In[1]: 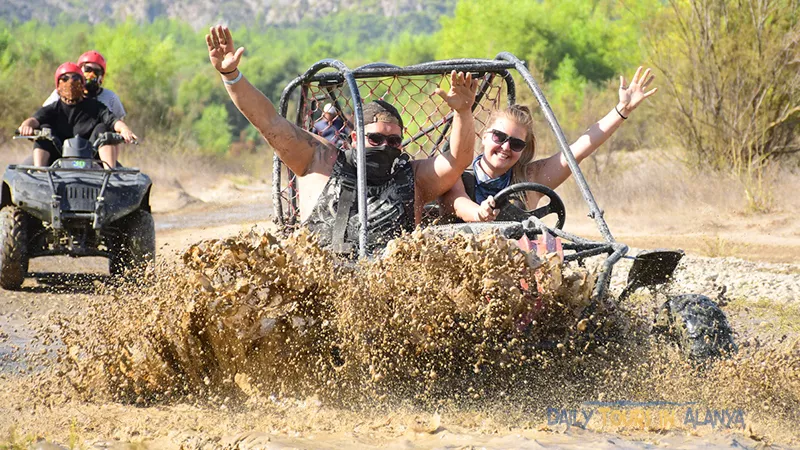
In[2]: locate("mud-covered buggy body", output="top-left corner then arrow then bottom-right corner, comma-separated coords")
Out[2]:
272,54 -> 735,360
0,130 -> 155,289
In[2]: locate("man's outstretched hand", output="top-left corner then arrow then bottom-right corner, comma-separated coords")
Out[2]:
206,25 -> 245,74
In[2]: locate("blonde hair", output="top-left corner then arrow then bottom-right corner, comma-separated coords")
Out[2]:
485,104 -> 536,185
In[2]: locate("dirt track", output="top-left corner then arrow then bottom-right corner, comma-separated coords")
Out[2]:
0,180 -> 798,449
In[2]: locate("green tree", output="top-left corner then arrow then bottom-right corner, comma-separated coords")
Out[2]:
436,0 -> 647,83
193,103 -> 232,154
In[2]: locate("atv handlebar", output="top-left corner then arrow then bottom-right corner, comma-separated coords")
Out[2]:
93,132 -> 137,148
13,127 -> 56,141
13,130 -> 137,148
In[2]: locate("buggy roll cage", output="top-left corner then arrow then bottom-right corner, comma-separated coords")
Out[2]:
274,52 -> 629,301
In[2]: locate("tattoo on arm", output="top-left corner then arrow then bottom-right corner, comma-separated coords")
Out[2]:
269,122 -> 337,177
290,126 -> 336,176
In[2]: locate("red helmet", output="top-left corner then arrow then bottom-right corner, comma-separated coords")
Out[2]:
54,62 -> 85,87
77,50 -> 107,73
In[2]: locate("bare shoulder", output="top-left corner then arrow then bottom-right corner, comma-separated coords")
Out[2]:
302,132 -> 339,176
272,121 -> 339,177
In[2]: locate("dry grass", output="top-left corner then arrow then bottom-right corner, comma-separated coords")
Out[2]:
556,146 -> 800,224
727,298 -> 800,334
700,235 -> 741,258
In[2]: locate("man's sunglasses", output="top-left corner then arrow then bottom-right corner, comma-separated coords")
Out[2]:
58,74 -> 83,83
366,132 -> 403,149
82,66 -> 104,76
488,129 -> 526,152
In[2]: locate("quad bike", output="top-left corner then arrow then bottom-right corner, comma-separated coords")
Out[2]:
271,55 -> 736,361
0,129 -> 154,289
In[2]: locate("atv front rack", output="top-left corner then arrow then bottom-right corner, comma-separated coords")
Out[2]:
8,164 -> 141,230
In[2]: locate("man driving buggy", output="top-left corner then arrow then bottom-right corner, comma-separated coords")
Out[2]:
17,62 -> 137,167
207,25 -> 479,254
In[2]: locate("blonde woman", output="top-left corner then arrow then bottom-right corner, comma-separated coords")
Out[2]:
443,66 -> 657,222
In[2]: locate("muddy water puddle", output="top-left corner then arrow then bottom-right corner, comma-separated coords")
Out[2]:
1,229 -> 798,448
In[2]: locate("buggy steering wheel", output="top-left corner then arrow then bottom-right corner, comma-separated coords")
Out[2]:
493,182 -> 566,229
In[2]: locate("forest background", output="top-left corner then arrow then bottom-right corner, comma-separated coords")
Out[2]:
0,0 -> 798,212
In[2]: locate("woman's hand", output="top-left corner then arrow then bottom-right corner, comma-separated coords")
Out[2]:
475,195 -> 499,222
618,66 -> 658,116
435,70 -> 479,113
206,25 -> 245,75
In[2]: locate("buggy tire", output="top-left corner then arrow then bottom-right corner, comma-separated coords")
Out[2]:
0,206 -> 29,290
653,294 -> 736,360
109,210 -> 155,278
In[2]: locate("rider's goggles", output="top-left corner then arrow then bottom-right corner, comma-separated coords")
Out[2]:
366,132 -> 403,149
58,74 -> 83,83
81,65 -> 104,76
488,129 -> 526,152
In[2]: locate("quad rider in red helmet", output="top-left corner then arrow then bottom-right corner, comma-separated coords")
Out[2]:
18,62 -> 137,167
42,51 -> 128,167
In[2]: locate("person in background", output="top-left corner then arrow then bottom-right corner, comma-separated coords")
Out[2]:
313,103 -> 350,146
19,62 -> 137,167
42,51 -> 128,167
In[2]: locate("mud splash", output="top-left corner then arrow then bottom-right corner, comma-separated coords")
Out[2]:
17,229 -> 800,446
51,229 -> 611,404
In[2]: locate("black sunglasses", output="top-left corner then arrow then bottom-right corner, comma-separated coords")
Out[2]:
82,66 -> 104,75
488,129 -> 526,152
58,74 -> 83,82
366,132 -> 403,149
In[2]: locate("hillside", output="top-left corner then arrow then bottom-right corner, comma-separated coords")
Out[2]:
0,0 -> 455,30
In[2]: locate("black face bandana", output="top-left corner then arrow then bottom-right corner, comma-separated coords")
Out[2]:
344,145 -> 402,186
85,78 -> 101,96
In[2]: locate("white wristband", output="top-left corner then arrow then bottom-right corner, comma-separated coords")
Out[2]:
222,70 -> 243,86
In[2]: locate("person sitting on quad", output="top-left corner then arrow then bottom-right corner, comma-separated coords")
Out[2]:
443,67 -> 657,222
17,62 -> 137,167
314,103 -> 351,146
42,51 -> 128,168
206,25 -> 478,254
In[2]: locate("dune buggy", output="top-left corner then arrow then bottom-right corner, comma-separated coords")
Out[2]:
271,54 -> 735,360
0,130 -> 154,289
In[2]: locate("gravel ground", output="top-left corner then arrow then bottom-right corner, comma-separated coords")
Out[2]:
606,251 -> 800,304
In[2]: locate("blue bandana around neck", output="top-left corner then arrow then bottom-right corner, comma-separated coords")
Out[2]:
472,155 -> 512,204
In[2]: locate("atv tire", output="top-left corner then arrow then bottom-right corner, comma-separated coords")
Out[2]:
109,209 -> 155,278
0,206 -> 30,290
653,294 -> 736,360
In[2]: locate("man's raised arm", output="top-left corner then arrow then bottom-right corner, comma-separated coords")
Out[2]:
207,25 -> 335,176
